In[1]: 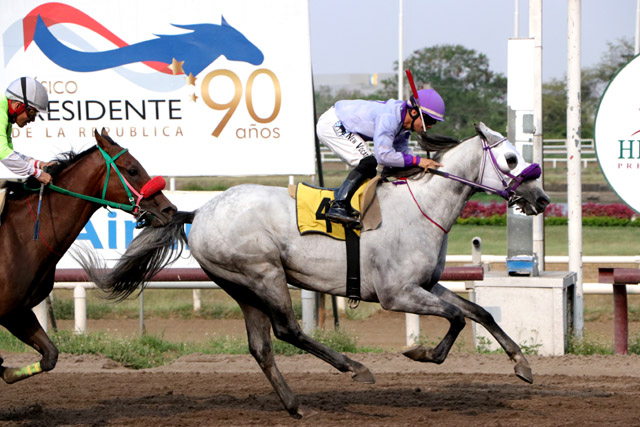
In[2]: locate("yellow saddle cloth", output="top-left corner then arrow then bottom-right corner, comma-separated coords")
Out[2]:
291,177 -> 382,240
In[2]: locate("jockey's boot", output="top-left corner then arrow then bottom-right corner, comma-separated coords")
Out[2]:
326,168 -> 366,228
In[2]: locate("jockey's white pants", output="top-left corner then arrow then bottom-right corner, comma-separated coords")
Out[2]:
316,107 -> 373,167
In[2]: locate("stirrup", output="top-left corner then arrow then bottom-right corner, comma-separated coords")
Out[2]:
326,209 -> 361,228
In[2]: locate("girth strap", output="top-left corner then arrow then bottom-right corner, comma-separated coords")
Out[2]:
345,227 -> 361,306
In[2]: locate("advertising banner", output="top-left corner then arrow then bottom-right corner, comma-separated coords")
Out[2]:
594,54 -> 640,213
1,0 -> 316,178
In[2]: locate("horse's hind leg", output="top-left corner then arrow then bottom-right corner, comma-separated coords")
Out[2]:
0,308 -> 59,384
429,283 -> 533,384
213,272 -> 374,385
237,301 -> 312,419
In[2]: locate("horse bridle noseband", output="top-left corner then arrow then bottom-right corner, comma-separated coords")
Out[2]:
428,137 -> 542,205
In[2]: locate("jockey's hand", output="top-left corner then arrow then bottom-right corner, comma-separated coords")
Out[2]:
36,171 -> 53,185
418,157 -> 443,171
39,161 -> 57,170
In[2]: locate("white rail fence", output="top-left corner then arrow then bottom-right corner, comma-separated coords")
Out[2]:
35,255 -> 640,339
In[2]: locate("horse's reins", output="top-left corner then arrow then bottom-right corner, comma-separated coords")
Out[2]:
46,145 -> 166,217
26,144 -> 166,251
396,137 -> 542,233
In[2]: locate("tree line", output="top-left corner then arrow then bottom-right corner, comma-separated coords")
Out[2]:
314,38 -> 635,141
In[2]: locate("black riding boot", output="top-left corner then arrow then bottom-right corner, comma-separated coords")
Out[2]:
326,168 -> 366,227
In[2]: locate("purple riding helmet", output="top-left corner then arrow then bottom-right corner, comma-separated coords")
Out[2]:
408,88 -> 445,122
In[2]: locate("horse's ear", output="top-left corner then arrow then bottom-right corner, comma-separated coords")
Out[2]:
94,128 -> 110,149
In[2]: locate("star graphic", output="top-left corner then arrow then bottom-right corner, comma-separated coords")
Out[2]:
185,73 -> 197,86
189,93 -> 198,102
168,58 -> 185,75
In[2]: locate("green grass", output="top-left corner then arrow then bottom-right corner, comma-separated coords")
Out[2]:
0,328 -> 380,369
447,224 -> 640,256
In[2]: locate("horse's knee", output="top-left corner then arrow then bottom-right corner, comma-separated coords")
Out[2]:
40,347 -> 59,372
272,324 -> 303,344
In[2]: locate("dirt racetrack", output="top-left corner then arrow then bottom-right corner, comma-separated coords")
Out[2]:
2,347 -> 640,426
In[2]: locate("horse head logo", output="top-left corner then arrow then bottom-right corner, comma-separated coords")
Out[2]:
23,3 -> 264,76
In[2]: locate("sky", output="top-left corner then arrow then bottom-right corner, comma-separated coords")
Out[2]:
309,0 -> 636,82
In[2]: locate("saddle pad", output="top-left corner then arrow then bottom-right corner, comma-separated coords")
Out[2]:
294,178 -> 382,240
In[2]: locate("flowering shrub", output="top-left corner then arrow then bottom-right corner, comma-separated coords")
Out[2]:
458,201 -> 638,226
459,201 -> 506,218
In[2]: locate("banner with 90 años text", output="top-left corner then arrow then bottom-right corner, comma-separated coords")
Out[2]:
0,0 -> 315,177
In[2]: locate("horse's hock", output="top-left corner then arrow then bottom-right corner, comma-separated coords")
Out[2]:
471,271 -> 577,356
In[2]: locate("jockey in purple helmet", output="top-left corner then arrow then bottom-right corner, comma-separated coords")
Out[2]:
316,88 -> 446,228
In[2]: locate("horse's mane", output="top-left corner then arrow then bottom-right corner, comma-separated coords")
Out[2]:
381,132 -> 464,180
2,144 -> 104,199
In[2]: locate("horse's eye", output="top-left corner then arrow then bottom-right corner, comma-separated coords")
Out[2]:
504,153 -> 518,170
127,168 -> 139,176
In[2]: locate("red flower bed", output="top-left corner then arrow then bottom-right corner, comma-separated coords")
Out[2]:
462,201 -> 636,219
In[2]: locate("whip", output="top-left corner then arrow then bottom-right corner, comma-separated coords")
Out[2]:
33,183 -> 44,240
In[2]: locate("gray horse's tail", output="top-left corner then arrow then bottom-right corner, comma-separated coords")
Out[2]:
75,211 -> 195,301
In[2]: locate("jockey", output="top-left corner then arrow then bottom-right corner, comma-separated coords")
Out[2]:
0,77 -> 54,185
316,88 -> 446,227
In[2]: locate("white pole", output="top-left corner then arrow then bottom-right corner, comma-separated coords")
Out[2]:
192,289 -> 201,311
398,0 -> 419,346
636,0 -> 640,54
514,0 -> 520,37
567,0 -> 583,337
73,285 -> 87,334
33,300 -> 48,333
530,0 -> 544,271
301,289 -> 316,333
398,0 -> 404,101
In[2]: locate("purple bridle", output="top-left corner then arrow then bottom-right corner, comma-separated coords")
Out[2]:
428,137 -> 542,202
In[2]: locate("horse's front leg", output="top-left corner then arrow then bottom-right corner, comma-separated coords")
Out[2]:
378,283 -> 466,364
429,282 -> 533,383
0,308 -> 59,384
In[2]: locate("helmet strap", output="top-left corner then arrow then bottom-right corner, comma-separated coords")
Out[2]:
7,99 -> 23,123
20,77 -> 29,110
409,108 -> 421,132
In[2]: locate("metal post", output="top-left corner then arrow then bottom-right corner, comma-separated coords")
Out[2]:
613,284 -> 629,354
398,0 -> 403,101
471,237 -> 482,266
636,0 -> 640,55
567,0 -> 584,337
514,0 -> 519,37
33,300 -> 48,333
301,289 -> 316,334
73,285 -> 87,334
139,286 -> 145,336
406,313 -> 419,347
192,289 -> 201,311
530,0 -> 545,270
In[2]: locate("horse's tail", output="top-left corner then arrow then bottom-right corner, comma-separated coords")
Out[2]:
75,210 -> 195,301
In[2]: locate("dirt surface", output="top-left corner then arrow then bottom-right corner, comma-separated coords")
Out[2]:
1,352 -> 640,426
2,310 -> 640,426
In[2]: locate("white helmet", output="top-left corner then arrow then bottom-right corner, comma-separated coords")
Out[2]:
6,77 -> 49,112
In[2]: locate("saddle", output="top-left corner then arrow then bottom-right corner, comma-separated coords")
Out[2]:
290,177 -> 382,240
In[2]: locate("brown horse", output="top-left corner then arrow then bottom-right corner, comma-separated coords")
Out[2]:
0,129 -> 176,384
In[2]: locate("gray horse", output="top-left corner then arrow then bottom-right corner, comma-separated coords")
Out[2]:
77,122 -> 550,418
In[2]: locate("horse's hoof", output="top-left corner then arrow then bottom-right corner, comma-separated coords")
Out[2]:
403,346 -> 433,362
514,362 -> 534,384
351,362 -> 375,384
290,405 -> 315,419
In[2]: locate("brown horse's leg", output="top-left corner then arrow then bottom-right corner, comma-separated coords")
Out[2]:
238,301 -> 313,419
0,309 -> 58,384
429,283 -> 533,384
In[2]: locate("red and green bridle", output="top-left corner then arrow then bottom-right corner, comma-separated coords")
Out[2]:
41,145 -> 165,226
